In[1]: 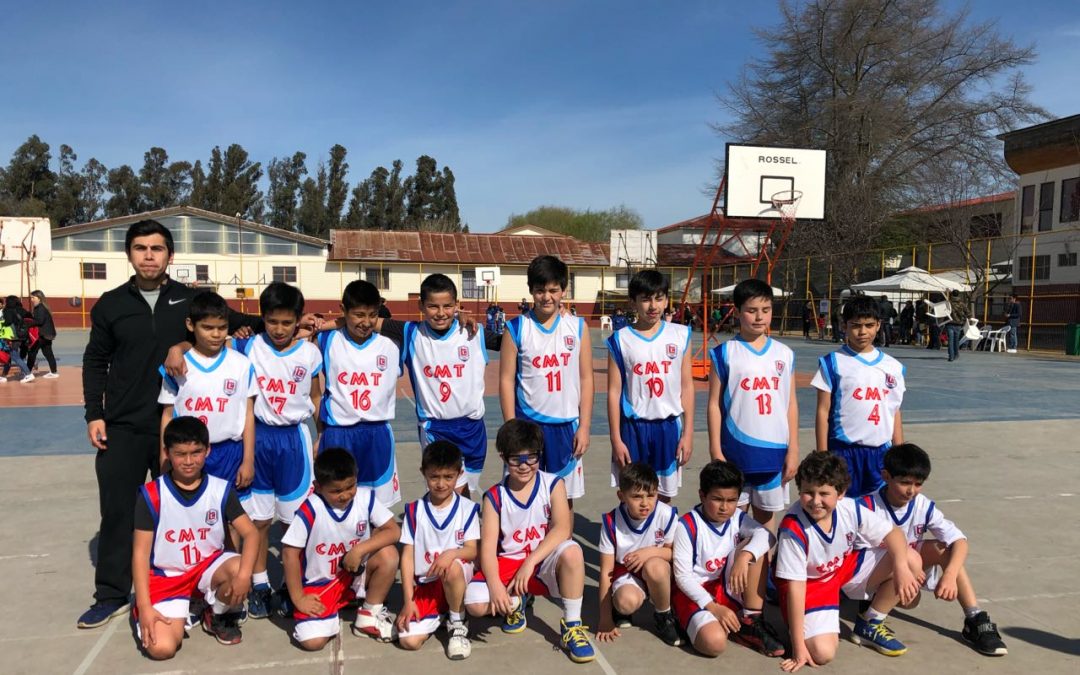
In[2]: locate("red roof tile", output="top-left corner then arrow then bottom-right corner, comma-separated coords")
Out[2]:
329,230 -> 610,266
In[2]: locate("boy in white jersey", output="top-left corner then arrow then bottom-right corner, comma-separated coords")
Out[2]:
317,280 -> 402,508
402,274 -> 490,496
776,452 -> 922,672
708,279 -> 798,526
281,448 -> 400,650
132,417 -> 259,658
858,443 -> 1007,656
464,420 -> 595,664
501,255 -> 593,501
159,293 -> 256,495
672,460 -> 784,658
607,270 -> 694,501
596,462 -> 680,646
397,441 -> 481,659
812,295 -> 906,498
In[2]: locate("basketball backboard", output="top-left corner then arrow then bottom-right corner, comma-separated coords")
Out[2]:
475,266 -> 501,286
609,229 -> 656,268
168,263 -> 198,283
0,217 -> 52,261
723,144 -> 826,220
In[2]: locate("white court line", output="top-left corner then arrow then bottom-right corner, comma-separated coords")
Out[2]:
939,499 -> 963,503
1004,495 -> 1032,500
0,553 -> 49,561
591,638 -> 619,675
981,590 -> 1080,604
72,616 -> 120,675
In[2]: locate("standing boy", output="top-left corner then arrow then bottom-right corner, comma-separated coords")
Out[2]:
775,452 -> 922,672
158,292 -> 256,493
673,460 -> 784,658
281,448 -> 401,650
595,462 -> 680,646
708,279 -> 798,526
860,443 -> 1007,656
607,270 -> 694,501
811,295 -> 906,498
132,417 -> 259,659
464,419 -> 595,664
500,255 -> 594,501
317,280 -> 402,507
397,441 -> 481,660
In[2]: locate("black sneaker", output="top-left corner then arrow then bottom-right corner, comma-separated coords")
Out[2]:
962,611 -> 1008,656
653,610 -> 682,647
613,608 -> 634,629
271,586 -> 293,618
733,613 -> 786,657
247,585 -> 273,619
202,607 -> 243,645
77,600 -> 130,629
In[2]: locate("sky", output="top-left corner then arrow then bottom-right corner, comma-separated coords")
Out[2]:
2,0 -> 1078,232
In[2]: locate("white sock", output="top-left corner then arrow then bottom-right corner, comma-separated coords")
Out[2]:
863,607 -> 888,623
964,606 -> 981,619
563,597 -> 583,624
212,599 -> 230,614
449,610 -> 464,623
252,571 -> 270,587
363,602 -> 382,614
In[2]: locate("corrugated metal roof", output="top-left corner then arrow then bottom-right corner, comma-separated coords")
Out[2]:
329,230 -> 611,265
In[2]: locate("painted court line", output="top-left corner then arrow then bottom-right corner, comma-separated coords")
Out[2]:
0,553 -> 49,561
591,639 -> 619,675
982,590 -> 1080,604
72,616 -> 120,675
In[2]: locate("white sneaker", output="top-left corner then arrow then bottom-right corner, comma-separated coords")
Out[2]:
1006,349 -> 1017,354
20,374 -> 34,383
446,621 -> 471,660
352,606 -> 396,642
43,372 -> 59,379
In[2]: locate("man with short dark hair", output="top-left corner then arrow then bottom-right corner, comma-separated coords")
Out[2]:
1004,294 -> 1021,353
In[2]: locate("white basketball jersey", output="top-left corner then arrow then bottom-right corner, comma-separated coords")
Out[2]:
403,320 -> 487,421
281,489 -> 394,585
863,491 -> 964,549
607,321 -> 691,420
672,508 -> 774,607
775,497 -> 892,582
401,493 -> 481,583
318,328 -> 400,425
141,473 -> 231,576
236,335 -> 323,425
810,347 -> 906,448
711,337 -> 794,471
598,501 -> 677,564
485,471 -> 561,561
508,313 -> 583,423
158,348 -> 255,443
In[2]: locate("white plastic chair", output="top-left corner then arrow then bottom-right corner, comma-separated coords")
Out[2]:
599,315 -> 613,334
987,325 -> 1011,352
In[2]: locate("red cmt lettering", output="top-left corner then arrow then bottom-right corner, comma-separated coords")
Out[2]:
740,376 -> 780,391
632,361 -> 672,376
530,353 -> 571,369
165,527 -> 199,543
258,377 -> 299,395
336,372 -> 383,387
511,525 -> 549,543
853,387 -> 886,401
424,550 -> 443,564
184,396 -> 216,412
703,556 -> 727,573
316,542 -> 349,557
423,364 -> 466,378
815,554 -> 843,575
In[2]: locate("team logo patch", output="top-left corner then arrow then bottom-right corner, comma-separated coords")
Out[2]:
356,521 -> 367,536
205,509 -> 219,526
654,529 -> 666,545
458,346 -> 470,362
543,504 -> 551,520
915,524 -> 926,538
666,343 -> 678,359
885,373 -> 898,389
376,355 -> 388,371
456,529 -> 466,545
223,378 -> 237,396
776,360 -> 785,376
292,366 -> 308,382
564,335 -> 576,351
845,532 -> 854,546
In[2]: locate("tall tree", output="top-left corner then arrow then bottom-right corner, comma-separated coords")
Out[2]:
325,144 -> 349,228
138,147 -> 190,211
435,166 -> 461,228
0,135 -> 54,216
385,159 -> 406,229
267,152 -> 308,231
80,157 -> 108,222
297,164 -> 328,238
404,155 -> 440,225
50,144 -> 83,226
189,160 -> 206,208
104,165 -> 141,217
717,0 -> 1046,280
217,144 -> 263,219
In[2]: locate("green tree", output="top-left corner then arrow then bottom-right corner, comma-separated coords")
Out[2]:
0,135 -> 54,216
79,157 -> 108,222
218,144 -> 263,219
325,144 -> 349,228
189,160 -> 206,208
434,166 -> 461,228
404,155 -> 439,225
139,147 -> 192,211
49,144 -> 83,227
267,152 -> 308,231
505,204 -> 643,242
104,165 -> 141,217
297,164 -> 328,238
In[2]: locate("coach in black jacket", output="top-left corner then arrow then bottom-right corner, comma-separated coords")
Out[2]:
78,219 -> 261,628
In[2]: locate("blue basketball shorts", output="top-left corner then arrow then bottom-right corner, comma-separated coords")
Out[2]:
829,440 -> 890,498
205,438 -> 249,499
245,421 -> 314,523
420,417 -> 488,493
534,420 -> 584,500
320,421 -> 400,507
613,415 -> 682,497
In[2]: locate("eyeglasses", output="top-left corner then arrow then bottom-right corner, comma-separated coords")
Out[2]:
506,453 -> 540,467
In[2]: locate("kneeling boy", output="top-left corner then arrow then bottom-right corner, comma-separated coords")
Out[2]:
132,417 -> 259,659
397,441 -> 481,660
281,448 -> 400,651
465,419 -> 595,663
673,460 -> 784,658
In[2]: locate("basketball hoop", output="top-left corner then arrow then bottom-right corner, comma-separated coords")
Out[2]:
771,189 -> 803,224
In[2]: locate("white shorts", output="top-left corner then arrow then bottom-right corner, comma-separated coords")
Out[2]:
841,548 -> 885,601
398,560 -> 475,638
292,573 -> 367,643
458,468 -> 482,495
137,552 -> 238,638
563,458 -> 585,500
611,570 -> 648,597
737,473 -> 789,512
464,540 -> 579,605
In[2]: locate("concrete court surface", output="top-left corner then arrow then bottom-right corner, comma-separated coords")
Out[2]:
0,331 -> 1078,674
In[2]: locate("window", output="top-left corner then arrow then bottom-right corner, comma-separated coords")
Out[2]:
80,262 -> 106,280
1059,252 -> 1078,267
1039,182 -> 1054,231
970,212 -> 1002,238
364,267 -> 390,290
272,266 -> 297,283
1020,184 -> 1035,234
1017,255 -> 1051,281
1061,178 -> 1080,224
460,270 -> 483,299
615,273 -> 629,289
567,272 -> 576,300
196,264 -> 210,283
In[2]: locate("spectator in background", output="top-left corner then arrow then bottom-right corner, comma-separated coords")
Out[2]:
518,297 -> 530,315
802,300 -> 815,340
878,295 -> 895,347
945,290 -> 970,362
26,290 -> 58,378
1,295 -> 34,383
1004,294 -> 1021,353
898,300 -> 915,345
612,307 -> 629,331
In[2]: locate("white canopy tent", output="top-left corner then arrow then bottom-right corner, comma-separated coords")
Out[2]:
712,284 -> 791,298
851,266 -> 972,294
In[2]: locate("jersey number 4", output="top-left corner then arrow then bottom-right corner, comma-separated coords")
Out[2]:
867,404 -> 880,425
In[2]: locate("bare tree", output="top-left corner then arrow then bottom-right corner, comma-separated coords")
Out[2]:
717,0 -> 1047,284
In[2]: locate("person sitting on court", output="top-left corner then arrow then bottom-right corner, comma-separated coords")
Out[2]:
132,417 -> 259,658
858,443 -> 1007,657
281,448 -> 400,651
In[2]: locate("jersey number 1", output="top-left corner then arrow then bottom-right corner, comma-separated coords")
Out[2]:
755,393 -> 772,415
545,370 -> 562,392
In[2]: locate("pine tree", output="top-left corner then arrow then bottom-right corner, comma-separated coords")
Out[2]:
267,152 -> 308,231
80,158 -> 108,222
404,155 -> 439,226
49,144 -> 83,227
189,160 -> 206,208
0,135 -> 54,216
218,144 -> 263,219
325,144 -> 349,228
297,164 -> 328,238
104,165 -> 141,217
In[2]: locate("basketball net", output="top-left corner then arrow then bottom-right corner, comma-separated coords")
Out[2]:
771,189 -> 803,224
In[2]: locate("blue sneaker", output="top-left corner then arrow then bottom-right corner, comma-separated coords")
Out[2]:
851,616 -> 907,656
502,594 -> 529,634
77,600 -> 130,629
560,619 -> 596,663
247,584 -> 272,619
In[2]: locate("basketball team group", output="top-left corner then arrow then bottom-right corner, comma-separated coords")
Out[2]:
100,222 -> 1008,672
